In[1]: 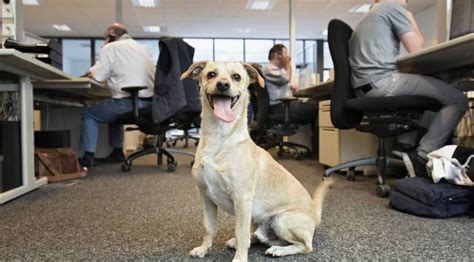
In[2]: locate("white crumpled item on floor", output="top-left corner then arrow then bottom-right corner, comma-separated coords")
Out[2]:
426,145 -> 474,186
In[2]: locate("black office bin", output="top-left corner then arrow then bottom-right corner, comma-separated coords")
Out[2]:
0,121 -> 22,193
35,130 -> 70,148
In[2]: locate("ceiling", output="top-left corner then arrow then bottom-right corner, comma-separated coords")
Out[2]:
23,0 -> 438,39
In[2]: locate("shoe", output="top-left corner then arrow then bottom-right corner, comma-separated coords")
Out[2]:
97,148 -> 125,164
79,153 -> 95,168
392,143 -> 415,158
402,150 -> 428,178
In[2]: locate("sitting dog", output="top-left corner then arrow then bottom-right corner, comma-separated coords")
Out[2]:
181,61 -> 333,261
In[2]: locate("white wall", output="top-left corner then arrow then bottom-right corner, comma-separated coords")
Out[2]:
415,4 -> 439,47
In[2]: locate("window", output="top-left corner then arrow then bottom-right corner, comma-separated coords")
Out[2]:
94,39 -> 104,62
215,39 -> 243,61
136,39 -> 160,63
245,39 -> 274,64
323,42 -> 334,82
62,39 -> 91,77
304,40 -> 317,73
184,38 -> 214,61
323,42 -> 333,69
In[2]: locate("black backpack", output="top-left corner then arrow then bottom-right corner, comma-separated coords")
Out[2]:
389,177 -> 474,218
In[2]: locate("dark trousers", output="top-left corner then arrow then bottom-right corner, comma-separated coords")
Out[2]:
269,101 -> 318,153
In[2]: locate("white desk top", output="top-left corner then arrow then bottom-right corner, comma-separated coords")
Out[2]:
34,77 -> 111,98
0,49 -> 71,81
294,80 -> 333,99
398,33 -> 474,75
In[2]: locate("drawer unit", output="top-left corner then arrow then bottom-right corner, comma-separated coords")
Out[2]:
318,100 -> 378,168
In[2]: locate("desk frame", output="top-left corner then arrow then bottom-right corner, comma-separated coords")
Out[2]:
0,77 -> 47,204
0,49 -> 71,204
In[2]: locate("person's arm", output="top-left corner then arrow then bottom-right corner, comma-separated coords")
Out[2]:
400,11 -> 424,53
89,45 -> 113,83
282,56 -> 300,92
262,66 -> 290,87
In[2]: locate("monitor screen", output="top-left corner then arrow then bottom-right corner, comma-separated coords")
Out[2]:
450,0 -> 474,40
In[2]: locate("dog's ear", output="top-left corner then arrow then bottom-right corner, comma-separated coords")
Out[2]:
242,63 -> 265,88
181,60 -> 209,81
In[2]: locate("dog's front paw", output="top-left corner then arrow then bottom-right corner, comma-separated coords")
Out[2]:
225,238 -> 237,249
265,246 -> 287,257
189,246 -> 209,258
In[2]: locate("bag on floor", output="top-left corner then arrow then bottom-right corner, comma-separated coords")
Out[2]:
35,148 -> 87,182
389,177 -> 474,218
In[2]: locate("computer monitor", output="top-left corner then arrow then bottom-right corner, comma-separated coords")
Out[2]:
449,0 -> 474,40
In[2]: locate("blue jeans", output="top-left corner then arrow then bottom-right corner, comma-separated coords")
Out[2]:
79,98 -> 152,153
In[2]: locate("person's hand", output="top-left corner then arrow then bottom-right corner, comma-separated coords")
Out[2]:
281,55 -> 292,67
291,84 -> 299,93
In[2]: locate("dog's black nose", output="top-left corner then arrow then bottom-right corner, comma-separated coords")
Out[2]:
216,80 -> 230,91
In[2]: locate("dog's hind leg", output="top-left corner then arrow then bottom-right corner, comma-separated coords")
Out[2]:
189,192 -> 218,258
265,212 -> 315,257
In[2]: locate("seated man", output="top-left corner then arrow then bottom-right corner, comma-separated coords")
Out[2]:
349,0 -> 468,176
261,44 -> 318,152
79,23 -> 155,168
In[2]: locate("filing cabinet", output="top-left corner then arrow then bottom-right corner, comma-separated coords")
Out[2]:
318,100 -> 378,167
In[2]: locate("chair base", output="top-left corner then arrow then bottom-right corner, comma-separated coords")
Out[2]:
121,136 -> 195,173
166,133 -> 199,148
323,137 -> 405,198
263,141 -> 312,160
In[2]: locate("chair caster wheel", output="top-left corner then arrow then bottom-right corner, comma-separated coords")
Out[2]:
121,163 -> 131,172
347,168 -> 356,181
167,161 -> 177,173
376,184 -> 390,198
277,150 -> 284,158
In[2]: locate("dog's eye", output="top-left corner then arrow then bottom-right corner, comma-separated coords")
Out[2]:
232,74 -> 241,82
207,71 -> 217,79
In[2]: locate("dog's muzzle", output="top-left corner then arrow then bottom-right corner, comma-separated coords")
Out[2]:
206,94 -> 240,123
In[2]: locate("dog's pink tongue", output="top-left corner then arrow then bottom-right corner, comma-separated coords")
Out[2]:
212,97 -> 236,123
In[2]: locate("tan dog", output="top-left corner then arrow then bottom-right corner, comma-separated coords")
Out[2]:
181,61 -> 333,261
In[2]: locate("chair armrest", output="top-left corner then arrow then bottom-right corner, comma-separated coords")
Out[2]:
277,96 -> 298,102
121,86 -> 148,120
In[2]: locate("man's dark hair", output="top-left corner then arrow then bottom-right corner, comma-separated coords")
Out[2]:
268,44 -> 286,61
107,23 -> 128,37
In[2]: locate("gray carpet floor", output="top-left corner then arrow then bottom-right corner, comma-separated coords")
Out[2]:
1,146 -> 473,261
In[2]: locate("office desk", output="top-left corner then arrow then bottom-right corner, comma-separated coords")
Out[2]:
398,33 -> 474,76
293,80 -> 333,100
34,77 -> 110,107
0,49 -> 72,204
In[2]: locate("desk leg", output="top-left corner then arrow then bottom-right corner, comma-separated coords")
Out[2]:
0,77 -> 47,204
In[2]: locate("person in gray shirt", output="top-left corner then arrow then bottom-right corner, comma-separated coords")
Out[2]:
261,44 -> 317,153
349,0 -> 468,177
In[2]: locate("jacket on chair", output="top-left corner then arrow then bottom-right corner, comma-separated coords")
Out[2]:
153,38 -> 201,123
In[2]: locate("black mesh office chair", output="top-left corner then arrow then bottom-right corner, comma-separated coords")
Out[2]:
251,66 -> 313,160
117,38 -> 200,173
323,19 -> 441,197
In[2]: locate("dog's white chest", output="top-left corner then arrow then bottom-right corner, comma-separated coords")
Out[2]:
193,160 -> 235,215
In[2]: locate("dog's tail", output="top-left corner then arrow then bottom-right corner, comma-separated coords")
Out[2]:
311,177 -> 335,226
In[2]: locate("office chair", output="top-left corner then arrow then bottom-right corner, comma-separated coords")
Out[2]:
323,19 -> 441,197
251,68 -> 313,160
165,117 -> 200,148
117,38 -> 200,173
